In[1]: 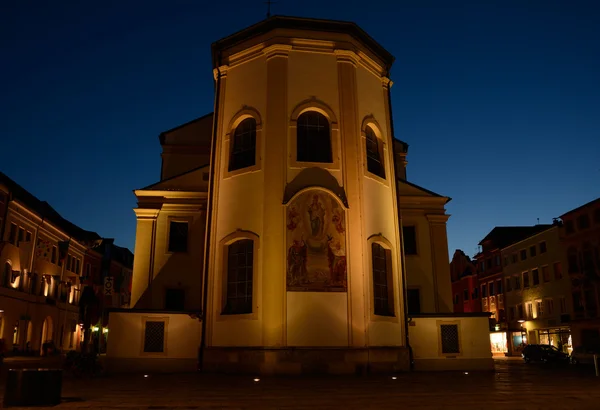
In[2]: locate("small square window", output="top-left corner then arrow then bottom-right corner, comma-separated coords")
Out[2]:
440,324 -> 460,354
143,321 -> 165,353
539,241 -> 547,254
168,221 -> 189,253
529,246 -> 537,257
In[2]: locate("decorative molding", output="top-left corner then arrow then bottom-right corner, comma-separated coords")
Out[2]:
426,214 -> 451,224
213,65 -> 229,80
334,49 -> 359,66
133,209 -> 160,220
263,44 -> 292,60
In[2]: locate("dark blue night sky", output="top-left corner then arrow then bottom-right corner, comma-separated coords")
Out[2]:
2,0 -> 599,257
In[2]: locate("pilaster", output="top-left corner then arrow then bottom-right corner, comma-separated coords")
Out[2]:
262,44 -> 289,346
130,208 -> 159,309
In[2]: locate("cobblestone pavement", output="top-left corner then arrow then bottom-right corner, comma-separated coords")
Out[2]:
1,360 -> 599,409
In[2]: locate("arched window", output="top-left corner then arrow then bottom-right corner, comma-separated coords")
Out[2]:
372,243 -> 394,316
223,239 -> 254,315
365,126 -> 385,179
297,111 -> 332,163
229,118 -> 256,171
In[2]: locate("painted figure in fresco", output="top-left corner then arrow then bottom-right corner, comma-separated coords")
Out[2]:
308,195 -> 325,237
287,206 -> 300,231
327,236 -> 347,287
287,238 -> 308,285
331,207 -> 345,234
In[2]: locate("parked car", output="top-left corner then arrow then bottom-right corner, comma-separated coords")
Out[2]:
570,346 -> 600,365
522,344 -> 569,364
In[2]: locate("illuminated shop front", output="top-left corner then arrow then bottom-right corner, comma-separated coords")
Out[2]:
490,332 -> 507,355
538,327 -> 572,354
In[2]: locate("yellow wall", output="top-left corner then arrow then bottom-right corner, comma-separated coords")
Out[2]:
409,316 -> 493,370
107,311 -> 202,359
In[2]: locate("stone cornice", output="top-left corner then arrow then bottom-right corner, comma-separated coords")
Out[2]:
134,190 -> 208,199
263,44 -> 293,60
213,65 -> 229,81
334,49 -> 360,66
133,208 -> 160,220
426,214 -> 451,224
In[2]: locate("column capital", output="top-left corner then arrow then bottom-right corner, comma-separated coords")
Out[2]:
134,208 -> 160,220
382,77 -> 394,89
334,49 -> 359,66
263,44 -> 292,60
426,214 -> 450,224
213,65 -> 229,80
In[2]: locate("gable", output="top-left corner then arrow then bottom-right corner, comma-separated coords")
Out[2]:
141,166 -> 209,193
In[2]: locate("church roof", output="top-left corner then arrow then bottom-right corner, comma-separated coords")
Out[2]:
158,112 -> 213,145
398,178 -> 451,204
139,164 -> 210,191
212,16 -> 395,72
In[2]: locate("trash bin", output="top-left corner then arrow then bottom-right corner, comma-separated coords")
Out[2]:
3,368 -> 62,407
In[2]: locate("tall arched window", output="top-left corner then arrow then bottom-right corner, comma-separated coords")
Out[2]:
223,239 -> 254,315
297,111 -> 332,163
365,126 -> 385,179
229,118 -> 256,171
372,243 -> 394,316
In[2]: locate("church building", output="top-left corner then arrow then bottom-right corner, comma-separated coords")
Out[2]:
106,16 -> 493,374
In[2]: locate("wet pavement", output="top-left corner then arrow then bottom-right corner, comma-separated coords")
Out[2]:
1,359 -> 599,409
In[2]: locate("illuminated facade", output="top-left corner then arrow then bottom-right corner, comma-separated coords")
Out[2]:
450,250 -> 481,313
501,223 -> 572,356
110,16 -> 490,374
559,198 -> 600,350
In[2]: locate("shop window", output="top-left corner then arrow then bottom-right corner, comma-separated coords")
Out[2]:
539,241 -> 547,254
542,266 -> 550,282
532,269 -> 539,286
168,221 -> 189,253
440,324 -> 460,354
402,226 -> 417,255
143,321 -> 165,353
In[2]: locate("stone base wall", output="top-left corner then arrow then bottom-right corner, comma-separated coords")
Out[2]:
202,347 -> 411,375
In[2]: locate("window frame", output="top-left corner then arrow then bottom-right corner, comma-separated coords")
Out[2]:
437,321 -> 462,357
140,316 -> 169,356
289,100 -> 340,171
228,117 -> 257,172
361,118 -> 388,184
218,231 -> 260,321
224,108 -> 263,178
371,242 -> 395,317
222,239 -> 254,316
167,219 -> 190,254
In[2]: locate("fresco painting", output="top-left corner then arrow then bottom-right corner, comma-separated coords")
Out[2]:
286,190 -> 347,292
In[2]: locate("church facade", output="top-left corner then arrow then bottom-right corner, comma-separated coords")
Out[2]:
107,17 -> 491,374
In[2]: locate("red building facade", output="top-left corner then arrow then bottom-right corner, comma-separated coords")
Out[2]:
560,198 -> 600,348
450,250 -> 481,313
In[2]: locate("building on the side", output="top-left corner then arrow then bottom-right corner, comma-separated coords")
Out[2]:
501,221 -> 572,356
0,171 -> 131,355
559,197 -> 600,350
80,239 -> 133,353
450,249 -> 481,313
475,225 -> 554,356
107,16 -> 492,374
